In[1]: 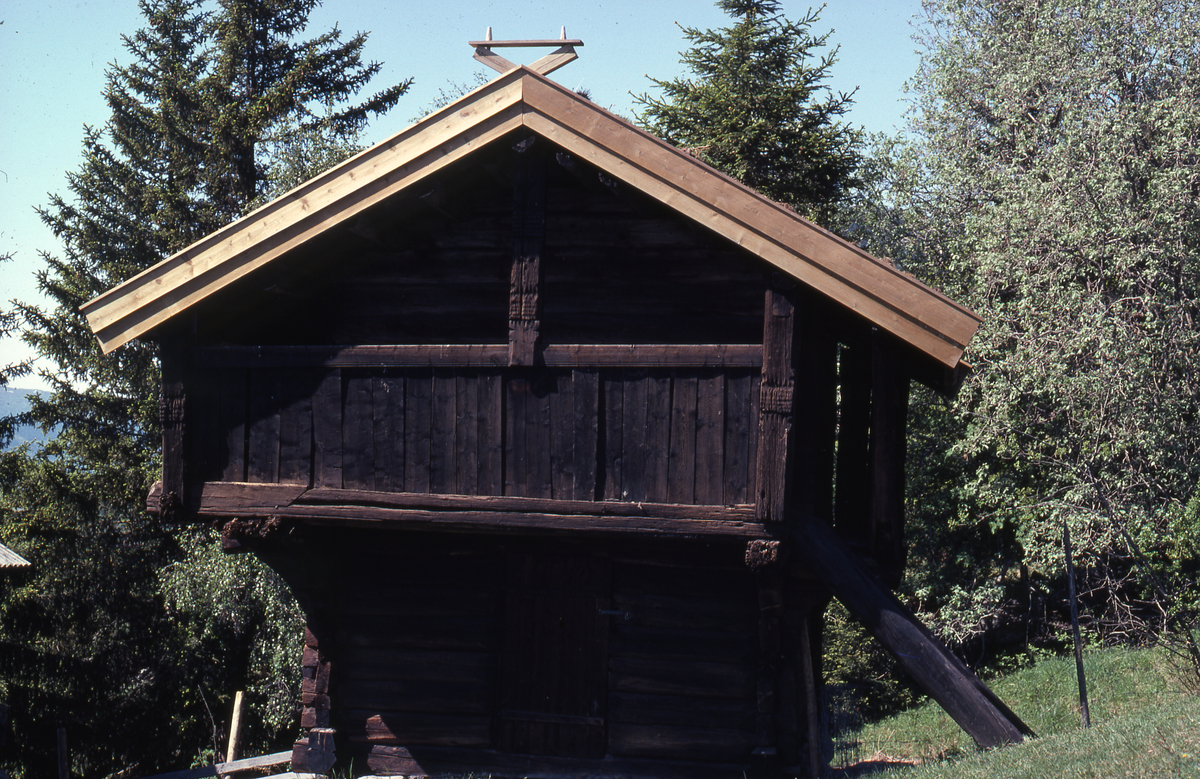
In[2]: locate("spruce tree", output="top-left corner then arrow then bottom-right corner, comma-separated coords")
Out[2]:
0,0 -> 408,774
634,0 -> 861,219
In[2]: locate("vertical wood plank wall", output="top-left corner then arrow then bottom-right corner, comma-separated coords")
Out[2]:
187,367 -> 763,507
182,322 -> 909,582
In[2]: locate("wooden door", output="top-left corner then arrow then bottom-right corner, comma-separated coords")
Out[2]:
497,551 -> 611,759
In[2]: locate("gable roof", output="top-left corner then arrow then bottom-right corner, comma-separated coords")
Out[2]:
82,66 -> 979,369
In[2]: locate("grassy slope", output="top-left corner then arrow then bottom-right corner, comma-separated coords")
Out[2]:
853,647 -> 1200,778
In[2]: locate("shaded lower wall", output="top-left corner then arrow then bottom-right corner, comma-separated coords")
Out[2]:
267,527 -> 828,778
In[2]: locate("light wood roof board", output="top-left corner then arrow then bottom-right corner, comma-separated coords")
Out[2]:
84,67 -> 979,368
0,542 -> 31,569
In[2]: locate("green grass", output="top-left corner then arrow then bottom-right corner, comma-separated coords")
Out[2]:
845,646 -> 1200,778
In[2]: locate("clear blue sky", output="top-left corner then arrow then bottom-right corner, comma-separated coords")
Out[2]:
0,0 -> 925,388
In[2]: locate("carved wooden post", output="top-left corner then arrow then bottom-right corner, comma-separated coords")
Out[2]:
509,135 -> 546,367
756,281 -> 798,522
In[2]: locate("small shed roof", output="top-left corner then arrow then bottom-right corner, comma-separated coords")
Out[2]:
0,542 -> 31,570
82,66 -> 979,369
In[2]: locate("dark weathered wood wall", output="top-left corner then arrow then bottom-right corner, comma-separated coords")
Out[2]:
277,530 -> 826,774
185,367 -> 762,506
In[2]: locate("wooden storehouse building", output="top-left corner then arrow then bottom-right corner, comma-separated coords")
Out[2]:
84,56 -> 1028,778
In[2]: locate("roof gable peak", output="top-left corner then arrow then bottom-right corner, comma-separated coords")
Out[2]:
83,67 -> 977,372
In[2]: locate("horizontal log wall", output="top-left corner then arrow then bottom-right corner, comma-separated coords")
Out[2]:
604,554 -> 760,764
330,539 -> 503,751
192,134 -> 768,350
283,532 -> 772,770
541,183 -> 766,345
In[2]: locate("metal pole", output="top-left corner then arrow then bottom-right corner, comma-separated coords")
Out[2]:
1064,519 -> 1091,728
56,727 -> 68,779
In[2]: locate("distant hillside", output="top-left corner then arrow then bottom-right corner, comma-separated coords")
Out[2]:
0,386 -> 52,448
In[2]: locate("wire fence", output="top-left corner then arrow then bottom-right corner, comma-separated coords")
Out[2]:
825,683 -> 869,770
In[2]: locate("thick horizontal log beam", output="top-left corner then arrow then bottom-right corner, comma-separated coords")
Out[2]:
347,742 -> 750,779
789,514 -> 1033,749
149,481 -> 769,539
192,343 -> 763,369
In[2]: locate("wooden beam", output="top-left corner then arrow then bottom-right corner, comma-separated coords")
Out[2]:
266,504 -> 772,539
529,46 -> 580,76
789,514 -> 1033,748
756,283 -> 798,522
149,480 -> 770,539
470,33 -> 583,77
473,46 -> 520,74
192,343 -> 763,369
468,38 -> 585,48
509,137 -> 546,366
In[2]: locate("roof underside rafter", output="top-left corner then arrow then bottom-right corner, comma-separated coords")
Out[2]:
82,67 -> 979,371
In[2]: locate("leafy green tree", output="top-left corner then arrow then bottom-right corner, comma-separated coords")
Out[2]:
882,0 -> 1200,661
634,0 -> 861,219
0,0 -> 407,774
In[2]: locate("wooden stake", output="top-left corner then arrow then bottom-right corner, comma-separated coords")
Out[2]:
226,690 -> 246,764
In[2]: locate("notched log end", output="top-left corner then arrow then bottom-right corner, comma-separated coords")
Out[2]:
746,539 -> 786,570
221,515 -> 290,552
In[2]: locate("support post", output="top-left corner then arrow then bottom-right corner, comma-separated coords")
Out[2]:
797,616 -> 822,779
293,625 -> 336,773
159,331 -> 188,520
868,330 -> 910,585
756,281 -> 797,522
747,540 -> 784,774
299,626 -> 333,730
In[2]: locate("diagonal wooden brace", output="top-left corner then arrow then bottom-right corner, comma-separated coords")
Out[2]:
789,514 -> 1033,749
